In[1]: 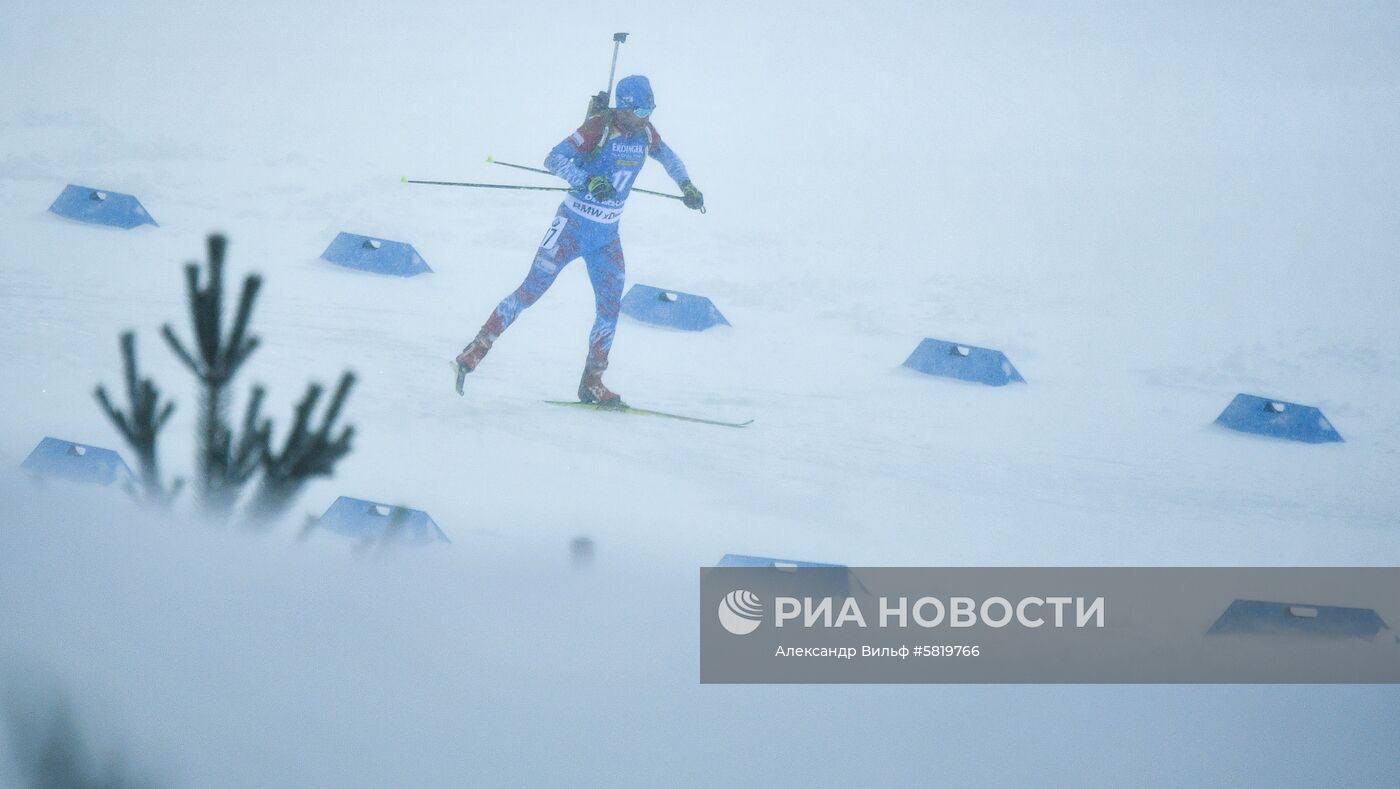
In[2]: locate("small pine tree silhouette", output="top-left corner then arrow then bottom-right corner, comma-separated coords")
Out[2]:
94,332 -> 182,506
97,233 -> 356,524
246,371 -> 356,522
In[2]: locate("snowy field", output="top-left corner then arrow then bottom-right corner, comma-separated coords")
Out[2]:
2,2 -> 1399,786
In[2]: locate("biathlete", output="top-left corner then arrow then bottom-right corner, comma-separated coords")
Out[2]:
453,74 -> 705,405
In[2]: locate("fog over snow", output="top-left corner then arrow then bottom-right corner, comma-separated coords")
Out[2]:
2,2 -> 1399,786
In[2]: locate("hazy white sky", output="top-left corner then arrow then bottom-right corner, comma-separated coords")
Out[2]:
6,1 -> 1395,342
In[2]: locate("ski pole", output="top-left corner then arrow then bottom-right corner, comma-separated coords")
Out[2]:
485,155 -> 551,177
400,176 -> 569,193
485,156 -> 686,202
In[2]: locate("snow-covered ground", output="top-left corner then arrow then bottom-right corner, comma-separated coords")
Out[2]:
2,2 -> 1398,786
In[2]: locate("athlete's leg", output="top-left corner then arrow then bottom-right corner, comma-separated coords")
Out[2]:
457,207 -> 580,373
576,234 -> 626,404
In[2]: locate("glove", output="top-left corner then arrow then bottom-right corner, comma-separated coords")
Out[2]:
680,181 -> 704,210
587,175 -> 618,202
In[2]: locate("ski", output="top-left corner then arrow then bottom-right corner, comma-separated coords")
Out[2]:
451,361 -> 752,427
544,400 -> 753,428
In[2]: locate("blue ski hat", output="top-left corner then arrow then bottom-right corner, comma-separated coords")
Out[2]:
615,75 -> 655,111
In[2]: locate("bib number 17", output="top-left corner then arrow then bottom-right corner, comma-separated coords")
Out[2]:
540,215 -> 567,250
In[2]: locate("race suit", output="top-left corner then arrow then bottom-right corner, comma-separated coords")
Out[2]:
474,113 -> 692,367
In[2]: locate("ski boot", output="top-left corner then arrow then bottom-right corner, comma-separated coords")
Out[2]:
452,331 -> 497,396
578,358 -> 623,407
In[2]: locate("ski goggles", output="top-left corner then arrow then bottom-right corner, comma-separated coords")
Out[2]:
630,106 -> 654,118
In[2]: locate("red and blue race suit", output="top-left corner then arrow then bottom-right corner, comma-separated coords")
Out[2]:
473,114 -> 692,367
